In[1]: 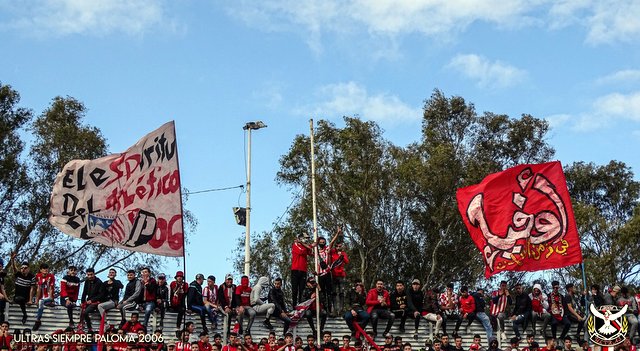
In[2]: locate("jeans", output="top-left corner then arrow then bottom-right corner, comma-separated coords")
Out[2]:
190,305 -> 209,331
393,309 -> 410,331
35,297 -> 54,320
476,312 -> 493,340
98,300 -> 117,317
318,274 -> 333,313
59,297 -> 76,324
422,313 -> 444,335
304,309 -> 327,332
83,302 -> 100,330
370,308 -> 395,335
344,310 -> 370,332
456,312 -> 476,333
550,315 -> 571,339
491,312 -> 507,333
625,313 -> 638,341
142,301 -> 155,328
238,306 -> 256,333
332,277 -> 346,313
512,314 -> 529,338
204,305 -> 219,324
531,312 -> 551,335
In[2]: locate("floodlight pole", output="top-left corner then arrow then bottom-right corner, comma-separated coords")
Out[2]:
244,121 -> 267,276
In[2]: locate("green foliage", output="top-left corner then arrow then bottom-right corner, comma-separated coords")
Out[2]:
241,89 -> 558,299
0,83 -> 32,246
565,161 -> 640,285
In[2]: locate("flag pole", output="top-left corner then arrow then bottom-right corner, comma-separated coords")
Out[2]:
580,262 -> 589,342
172,121 -> 189,334
309,119 -> 321,342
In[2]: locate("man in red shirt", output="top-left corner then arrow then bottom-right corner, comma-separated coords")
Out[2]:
291,235 -> 315,306
170,271 -> 189,329
33,263 -> 55,331
222,333 -> 240,351
539,337 -> 555,351
330,242 -> 349,316
122,312 -> 145,334
0,321 -> 12,349
199,332 -> 212,351
366,279 -> 394,339
235,276 -> 256,335
60,265 -> 80,327
340,335 -> 356,351
244,334 -> 259,351
455,286 -> 476,336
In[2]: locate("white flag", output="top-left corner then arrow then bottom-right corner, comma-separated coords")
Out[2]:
49,121 -> 184,257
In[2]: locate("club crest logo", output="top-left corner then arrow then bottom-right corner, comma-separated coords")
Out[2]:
587,304 -> 628,346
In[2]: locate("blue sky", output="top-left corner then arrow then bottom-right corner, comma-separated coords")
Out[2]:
1,0 -> 639,281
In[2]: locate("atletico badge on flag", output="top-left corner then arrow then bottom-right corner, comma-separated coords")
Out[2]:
456,161 -> 583,278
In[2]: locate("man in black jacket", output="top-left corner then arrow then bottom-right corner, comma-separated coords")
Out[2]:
343,281 -> 369,336
510,283 -> 531,339
217,274 -> 238,335
408,280 -> 424,339
268,277 -> 292,334
156,273 -> 170,329
98,268 -> 124,320
303,276 -> 327,336
80,268 -> 103,332
187,273 -> 209,333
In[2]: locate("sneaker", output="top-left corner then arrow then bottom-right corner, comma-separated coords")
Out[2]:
33,320 -> 41,331
21,315 -> 27,325
263,320 -> 274,330
413,330 -> 419,340
500,332 -> 507,341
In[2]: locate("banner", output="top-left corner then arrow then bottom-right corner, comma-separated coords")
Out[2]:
456,161 -> 582,278
49,121 -> 183,257
289,298 -> 315,327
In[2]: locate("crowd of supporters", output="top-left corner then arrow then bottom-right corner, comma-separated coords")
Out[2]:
1,232 -> 640,351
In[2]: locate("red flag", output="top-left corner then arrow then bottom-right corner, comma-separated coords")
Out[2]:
456,161 -> 582,278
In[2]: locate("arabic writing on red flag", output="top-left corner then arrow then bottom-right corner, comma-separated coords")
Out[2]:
456,161 -> 582,278
49,121 -> 183,257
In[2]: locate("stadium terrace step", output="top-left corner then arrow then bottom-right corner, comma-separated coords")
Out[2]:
3,304 -> 585,348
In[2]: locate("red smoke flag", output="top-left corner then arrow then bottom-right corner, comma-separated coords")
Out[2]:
456,161 -> 582,278
49,121 -> 184,257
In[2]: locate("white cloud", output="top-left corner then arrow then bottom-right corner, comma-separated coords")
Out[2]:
446,54 -> 527,89
549,0 -> 640,45
0,0 -> 169,37
227,0 -> 539,52
300,81 -> 422,124
227,0 -> 640,52
569,91 -> 640,131
593,92 -> 640,121
596,69 -> 640,85
544,114 -> 572,129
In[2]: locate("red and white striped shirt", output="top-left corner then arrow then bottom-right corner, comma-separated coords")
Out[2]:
203,284 -> 219,304
36,273 -> 55,299
439,291 -> 458,315
490,290 -> 510,316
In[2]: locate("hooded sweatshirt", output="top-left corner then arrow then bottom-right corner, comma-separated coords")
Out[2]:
235,276 -> 252,307
529,284 -> 549,316
250,276 -> 270,305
